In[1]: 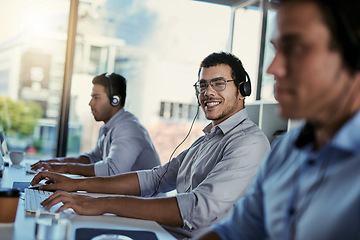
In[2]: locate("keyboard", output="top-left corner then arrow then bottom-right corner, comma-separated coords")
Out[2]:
25,188 -> 63,213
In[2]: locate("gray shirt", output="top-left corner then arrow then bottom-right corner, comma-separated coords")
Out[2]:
83,108 -> 160,176
137,108 -> 270,238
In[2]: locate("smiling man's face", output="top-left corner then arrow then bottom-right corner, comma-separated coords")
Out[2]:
198,64 -> 245,126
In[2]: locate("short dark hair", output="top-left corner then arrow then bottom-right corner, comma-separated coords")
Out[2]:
198,52 -> 246,90
92,73 -> 127,107
274,0 -> 360,72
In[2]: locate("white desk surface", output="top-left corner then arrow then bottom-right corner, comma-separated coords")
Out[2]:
0,160 -> 176,240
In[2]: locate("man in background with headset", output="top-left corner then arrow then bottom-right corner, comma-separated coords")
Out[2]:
31,73 -> 160,177
197,0 -> 360,239
31,52 -> 270,239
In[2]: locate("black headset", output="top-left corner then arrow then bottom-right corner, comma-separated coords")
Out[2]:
240,71 -> 252,97
194,69 -> 252,105
105,74 -> 120,107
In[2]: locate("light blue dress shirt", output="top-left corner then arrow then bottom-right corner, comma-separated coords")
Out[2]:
82,108 -> 160,176
213,110 -> 360,240
137,108 -> 270,238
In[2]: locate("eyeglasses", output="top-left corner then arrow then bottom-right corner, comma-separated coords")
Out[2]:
194,78 -> 235,94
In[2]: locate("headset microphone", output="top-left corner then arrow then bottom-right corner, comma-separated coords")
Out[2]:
151,104 -> 200,197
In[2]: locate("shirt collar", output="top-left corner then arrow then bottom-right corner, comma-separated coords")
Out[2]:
332,110 -> 360,152
295,109 -> 360,152
203,108 -> 249,135
102,108 -> 124,131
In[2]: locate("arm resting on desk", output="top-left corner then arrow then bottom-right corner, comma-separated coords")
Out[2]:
48,163 -> 96,177
41,191 -> 183,227
31,155 -> 94,176
32,155 -> 90,166
31,171 -> 140,195
32,171 -> 183,227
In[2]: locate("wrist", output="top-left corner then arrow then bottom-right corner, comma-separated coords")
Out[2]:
76,178 -> 88,191
102,197 -> 122,215
58,157 -> 67,163
64,163 -> 71,173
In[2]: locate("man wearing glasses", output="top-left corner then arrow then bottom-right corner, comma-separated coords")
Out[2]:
31,52 -> 270,239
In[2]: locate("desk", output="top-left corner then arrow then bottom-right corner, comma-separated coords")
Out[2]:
0,162 -> 176,240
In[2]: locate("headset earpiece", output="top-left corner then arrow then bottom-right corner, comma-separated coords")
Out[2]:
239,71 -> 251,97
106,74 -> 120,107
111,95 -> 120,107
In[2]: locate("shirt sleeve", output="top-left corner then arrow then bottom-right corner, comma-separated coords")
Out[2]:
175,132 -> 270,230
211,166 -> 267,240
81,130 -> 103,163
211,136 -> 284,239
93,121 -> 147,176
137,149 -> 189,196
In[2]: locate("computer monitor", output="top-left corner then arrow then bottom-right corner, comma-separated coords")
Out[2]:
0,130 -> 8,157
0,113 -> 8,157
0,114 -> 8,175
0,130 -> 5,175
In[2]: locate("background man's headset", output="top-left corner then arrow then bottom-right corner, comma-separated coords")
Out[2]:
194,68 -> 252,106
105,74 -> 120,107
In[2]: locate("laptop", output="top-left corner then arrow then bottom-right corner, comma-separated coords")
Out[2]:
0,129 -> 8,175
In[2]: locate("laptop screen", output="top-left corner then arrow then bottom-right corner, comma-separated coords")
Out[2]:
0,113 -> 8,157
0,130 -> 8,156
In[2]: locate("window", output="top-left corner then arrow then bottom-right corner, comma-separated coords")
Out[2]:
68,0 -> 231,162
0,0 -> 70,158
159,101 -> 203,121
0,0 -> 277,164
261,8 -> 277,101
232,1 -> 262,103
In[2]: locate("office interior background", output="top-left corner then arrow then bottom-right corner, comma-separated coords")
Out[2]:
0,0 -> 289,164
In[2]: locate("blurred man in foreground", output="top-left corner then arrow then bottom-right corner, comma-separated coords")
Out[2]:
197,0 -> 360,239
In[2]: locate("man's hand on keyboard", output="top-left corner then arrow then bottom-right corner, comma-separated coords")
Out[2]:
41,191 -> 104,215
30,172 -> 78,192
31,159 -> 68,173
